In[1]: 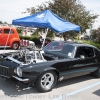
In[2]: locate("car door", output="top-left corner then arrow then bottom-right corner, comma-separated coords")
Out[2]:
59,57 -> 83,79
58,44 -> 83,79
1,28 -> 9,46
1,28 -> 14,46
70,46 -> 98,78
0,28 -> 3,46
79,46 -> 99,70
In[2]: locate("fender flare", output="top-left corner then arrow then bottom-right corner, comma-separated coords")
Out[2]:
9,38 -> 20,47
37,67 -> 60,80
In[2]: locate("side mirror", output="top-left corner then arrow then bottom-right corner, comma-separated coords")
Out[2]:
80,55 -> 85,59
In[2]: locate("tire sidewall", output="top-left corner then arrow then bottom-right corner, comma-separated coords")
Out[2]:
96,67 -> 100,77
12,42 -> 19,50
92,67 -> 100,78
36,71 -> 57,92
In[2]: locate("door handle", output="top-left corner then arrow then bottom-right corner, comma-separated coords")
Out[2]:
95,59 -> 98,62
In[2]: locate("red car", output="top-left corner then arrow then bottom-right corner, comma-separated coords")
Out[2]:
0,26 -> 20,49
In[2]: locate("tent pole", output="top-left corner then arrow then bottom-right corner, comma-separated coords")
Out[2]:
41,28 -> 49,49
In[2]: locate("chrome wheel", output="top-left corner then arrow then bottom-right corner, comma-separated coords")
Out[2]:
36,71 -> 57,92
41,73 -> 54,90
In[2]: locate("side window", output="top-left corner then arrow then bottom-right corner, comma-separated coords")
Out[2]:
94,48 -> 100,56
61,44 -> 75,58
4,29 -> 14,34
75,47 -> 94,58
84,47 -> 94,57
0,28 -> 2,33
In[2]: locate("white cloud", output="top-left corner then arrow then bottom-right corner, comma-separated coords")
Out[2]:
0,0 -> 49,23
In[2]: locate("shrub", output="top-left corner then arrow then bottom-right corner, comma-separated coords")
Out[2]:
83,40 -> 100,49
76,40 -> 100,50
16,28 -> 23,33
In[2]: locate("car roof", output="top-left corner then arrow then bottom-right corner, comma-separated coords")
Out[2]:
52,41 -> 97,48
0,26 -> 16,29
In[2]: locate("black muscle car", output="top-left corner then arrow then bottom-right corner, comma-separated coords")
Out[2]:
0,41 -> 100,92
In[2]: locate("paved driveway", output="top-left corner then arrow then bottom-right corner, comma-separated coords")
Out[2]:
0,49 -> 19,54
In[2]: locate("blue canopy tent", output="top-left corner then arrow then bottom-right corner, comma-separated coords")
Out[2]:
12,10 -> 80,33
12,10 -> 81,47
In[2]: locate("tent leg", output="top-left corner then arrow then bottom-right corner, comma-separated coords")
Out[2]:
41,28 -> 49,49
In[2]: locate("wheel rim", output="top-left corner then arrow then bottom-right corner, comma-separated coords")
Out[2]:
13,43 -> 18,49
41,73 -> 54,90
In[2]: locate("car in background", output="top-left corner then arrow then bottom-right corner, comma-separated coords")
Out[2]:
84,35 -> 90,40
0,26 -> 20,49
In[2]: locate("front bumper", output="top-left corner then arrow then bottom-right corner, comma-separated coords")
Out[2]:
12,75 -> 36,87
3,75 -> 36,88
13,75 -> 29,81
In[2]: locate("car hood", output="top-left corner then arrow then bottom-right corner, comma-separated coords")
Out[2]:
0,56 -> 21,68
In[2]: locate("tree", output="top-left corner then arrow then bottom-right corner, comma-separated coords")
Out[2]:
0,21 -> 3,24
4,22 -> 8,24
90,27 -> 100,42
0,21 -> 8,24
25,0 -> 98,41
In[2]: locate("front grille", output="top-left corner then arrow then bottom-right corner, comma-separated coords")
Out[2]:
0,65 -> 10,78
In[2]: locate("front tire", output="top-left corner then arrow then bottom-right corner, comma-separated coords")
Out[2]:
35,71 -> 57,92
12,42 -> 20,50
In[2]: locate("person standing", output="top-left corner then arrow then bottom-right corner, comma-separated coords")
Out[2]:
39,36 -> 44,47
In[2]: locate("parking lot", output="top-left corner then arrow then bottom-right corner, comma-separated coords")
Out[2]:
0,49 -> 100,100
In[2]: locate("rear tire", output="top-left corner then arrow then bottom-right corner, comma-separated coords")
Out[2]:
35,71 -> 57,92
92,67 -> 100,78
12,42 -> 20,50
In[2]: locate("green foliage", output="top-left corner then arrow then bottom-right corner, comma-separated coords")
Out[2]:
30,36 -> 39,45
47,30 -> 55,38
0,21 -> 3,24
16,28 -> 23,33
26,0 -> 98,34
25,0 -> 98,41
84,41 -> 100,49
31,29 -> 39,36
90,27 -> 100,42
77,40 -> 100,50
0,21 -> 8,24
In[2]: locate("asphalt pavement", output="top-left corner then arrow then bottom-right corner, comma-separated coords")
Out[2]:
0,48 -> 20,54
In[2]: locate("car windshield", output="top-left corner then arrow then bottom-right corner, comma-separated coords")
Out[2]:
43,41 -> 75,58
44,41 -> 64,51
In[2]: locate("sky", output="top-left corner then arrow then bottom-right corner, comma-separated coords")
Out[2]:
0,0 -> 100,29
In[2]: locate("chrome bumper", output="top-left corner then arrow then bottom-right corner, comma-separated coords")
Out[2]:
13,76 -> 29,81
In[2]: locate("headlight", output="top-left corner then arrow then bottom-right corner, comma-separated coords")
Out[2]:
15,67 -> 22,77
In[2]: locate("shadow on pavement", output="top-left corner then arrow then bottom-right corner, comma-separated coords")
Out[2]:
0,75 -> 95,96
55,75 -> 95,88
93,89 -> 100,97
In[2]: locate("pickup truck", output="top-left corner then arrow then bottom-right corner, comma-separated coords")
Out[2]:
0,26 -> 20,49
